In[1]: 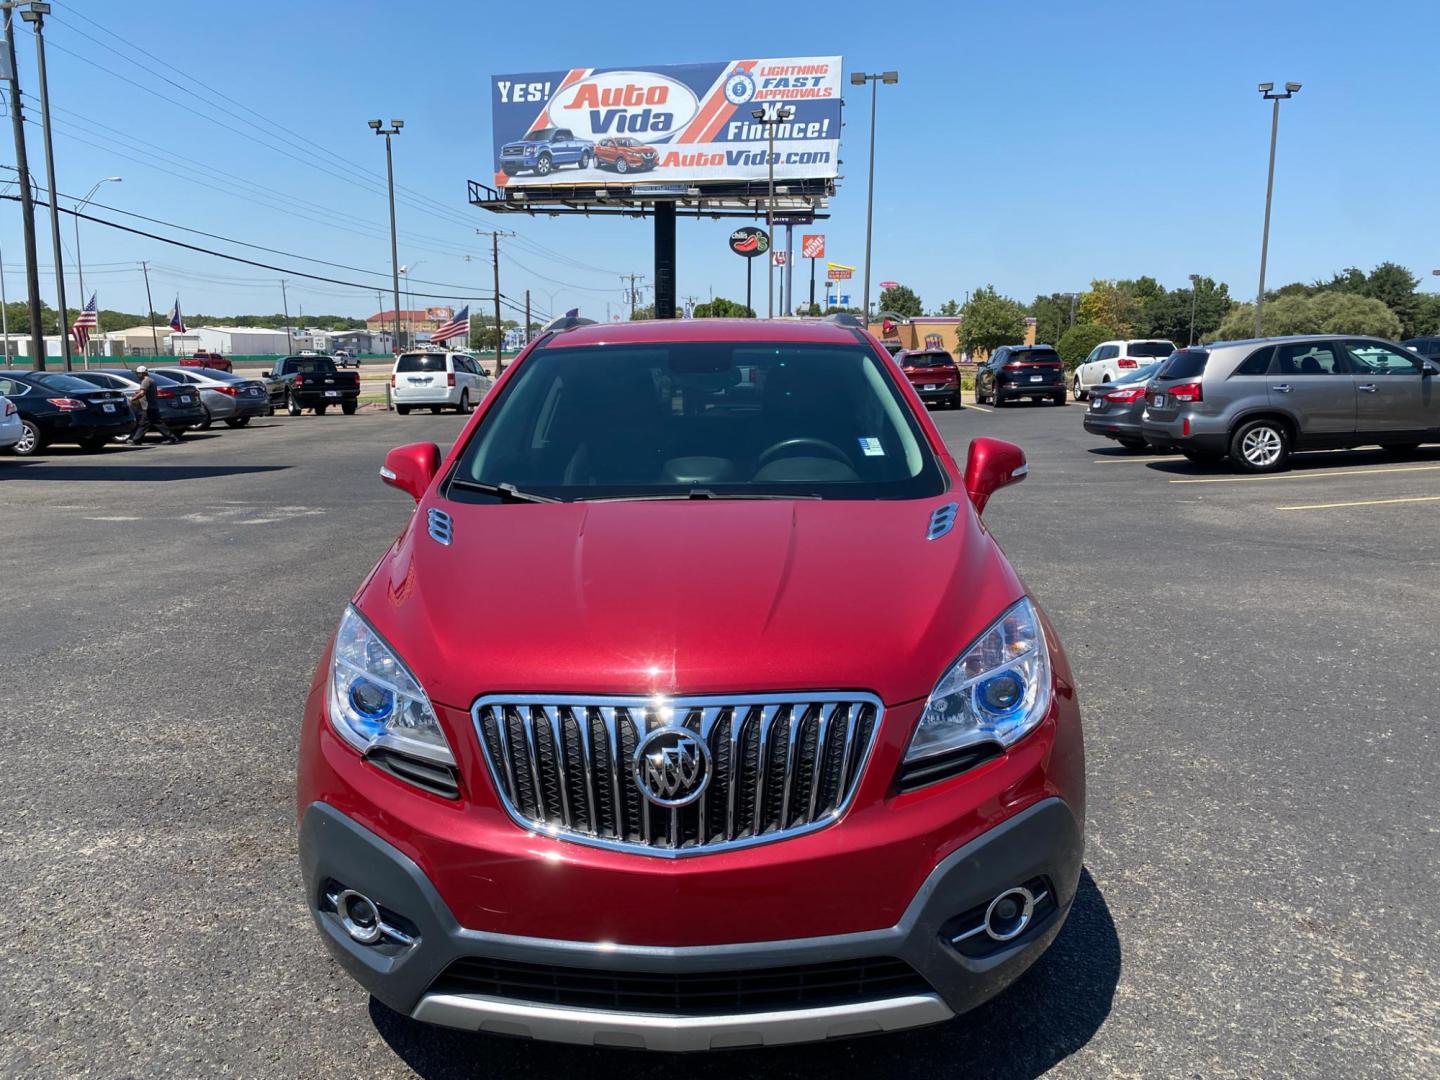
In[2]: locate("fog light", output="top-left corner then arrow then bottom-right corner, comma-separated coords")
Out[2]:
983,886 -> 1036,941
337,889 -> 383,945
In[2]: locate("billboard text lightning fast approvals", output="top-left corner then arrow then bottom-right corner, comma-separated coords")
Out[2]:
490,57 -> 842,189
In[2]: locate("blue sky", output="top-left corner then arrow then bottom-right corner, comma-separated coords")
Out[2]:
3,0 -> 1437,326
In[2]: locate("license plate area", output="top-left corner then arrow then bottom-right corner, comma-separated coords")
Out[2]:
324,390 -> 340,398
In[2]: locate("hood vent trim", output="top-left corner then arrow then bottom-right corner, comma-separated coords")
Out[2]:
427,508 -> 453,546
927,502 -> 959,541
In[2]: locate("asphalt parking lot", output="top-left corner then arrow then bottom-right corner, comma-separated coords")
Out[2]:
1,402 -> 1436,1079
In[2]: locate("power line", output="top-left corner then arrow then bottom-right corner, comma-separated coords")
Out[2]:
0,194 -> 496,302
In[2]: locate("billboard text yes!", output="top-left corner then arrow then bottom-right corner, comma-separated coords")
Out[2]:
491,57 -> 842,190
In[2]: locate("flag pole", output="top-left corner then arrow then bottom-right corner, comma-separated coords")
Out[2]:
140,261 -> 159,359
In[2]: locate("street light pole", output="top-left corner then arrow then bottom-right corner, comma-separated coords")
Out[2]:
72,176 -> 121,366
850,70 -> 898,326
750,104 -> 794,318
1255,82 -> 1300,338
22,2 -> 72,370
369,119 -> 404,352
1187,273 -> 1200,346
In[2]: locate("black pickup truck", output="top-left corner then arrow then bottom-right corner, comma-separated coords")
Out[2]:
266,354 -> 361,416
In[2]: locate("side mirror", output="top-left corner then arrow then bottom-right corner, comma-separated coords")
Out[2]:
964,437 -> 1028,515
380,442 -> 441,502
1423,360 -> 1438,377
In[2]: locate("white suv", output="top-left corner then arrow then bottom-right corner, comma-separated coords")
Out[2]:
391,351 -> 492,415
1073,339 -> 1176,400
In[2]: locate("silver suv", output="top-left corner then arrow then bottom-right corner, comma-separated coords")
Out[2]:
1141,335 -> 1440,472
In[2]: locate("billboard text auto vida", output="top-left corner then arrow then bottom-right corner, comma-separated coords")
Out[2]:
490,57 -> 842,189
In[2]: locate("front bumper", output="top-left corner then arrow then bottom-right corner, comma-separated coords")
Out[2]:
300,796 -> 1082,1050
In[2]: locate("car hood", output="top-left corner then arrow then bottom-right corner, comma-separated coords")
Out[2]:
358,495 -> 1024,708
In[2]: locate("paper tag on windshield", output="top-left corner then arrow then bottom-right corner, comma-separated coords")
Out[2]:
858,437 -> 884,457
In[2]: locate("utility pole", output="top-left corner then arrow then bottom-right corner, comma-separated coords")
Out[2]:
1187,273 -> 1201,346
524,289 -> 531,343
4,4 -> 44,369
1255,82 -> 1300,337
368,119 -> 404,352
139,260 -> 159,358
476,229 -> 513,374
280,278 -> 293,354
622,273 -> 645,318
0,233 -> 8,365
22,2 -> 71,369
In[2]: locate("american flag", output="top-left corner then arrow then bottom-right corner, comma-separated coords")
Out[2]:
429,304 -> 469,344
71,292 -> 99,350
169,296 -> 186,334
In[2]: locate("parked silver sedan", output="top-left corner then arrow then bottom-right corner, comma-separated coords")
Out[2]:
152,366 -> 271,429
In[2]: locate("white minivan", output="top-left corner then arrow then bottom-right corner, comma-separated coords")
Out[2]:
1073,339 -> 1176,400
391,351 -> 492,415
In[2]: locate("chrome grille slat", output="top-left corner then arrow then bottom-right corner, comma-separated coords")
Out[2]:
472,694 -> 882,858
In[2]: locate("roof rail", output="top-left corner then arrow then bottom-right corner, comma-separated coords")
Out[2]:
542,314 -> 598,333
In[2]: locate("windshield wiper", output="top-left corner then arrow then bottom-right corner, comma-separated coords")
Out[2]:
448,478 -> 560,504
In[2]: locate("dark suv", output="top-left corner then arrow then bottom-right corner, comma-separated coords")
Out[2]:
1141,335 -> 1440,472
975,345 -> 1066,407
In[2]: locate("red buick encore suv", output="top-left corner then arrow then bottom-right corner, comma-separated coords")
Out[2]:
297,316 -> 1085,1052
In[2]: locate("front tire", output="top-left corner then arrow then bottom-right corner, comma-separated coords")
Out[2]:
286,392 -> 302,417
1073,374 -> 1086,401
535,153 -> 553,176
1230,418 -> 1291,473
615,156 -> 629,175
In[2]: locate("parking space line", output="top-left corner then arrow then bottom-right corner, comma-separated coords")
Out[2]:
1092,456 -> 1173,464
1277,494 -> 1440,511
1172,464 -> 1440,484
966,403 -> 993,413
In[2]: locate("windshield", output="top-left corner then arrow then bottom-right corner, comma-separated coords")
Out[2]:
450,340 -> 946,502
1127,341 -> 1175,358
396,353 -> 447,373
34,373 -> 102,393
1114,362 -> 1161,385
523,128 -> 557,141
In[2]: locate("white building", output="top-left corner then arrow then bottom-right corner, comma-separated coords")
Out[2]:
169,326 -> 296,356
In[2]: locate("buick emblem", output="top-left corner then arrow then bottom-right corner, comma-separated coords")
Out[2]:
633,727 -> 711,808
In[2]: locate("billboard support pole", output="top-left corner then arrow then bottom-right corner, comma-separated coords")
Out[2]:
783,224 -> 794,316
808,257 -> 816,312
745,259 -> 752,317
654,202 -> 676,319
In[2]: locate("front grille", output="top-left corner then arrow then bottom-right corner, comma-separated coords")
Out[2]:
430,955 -> 928,1016
472,694 -> 881,856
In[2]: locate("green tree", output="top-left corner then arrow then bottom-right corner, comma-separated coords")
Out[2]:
935,298 -> 961,317
957,285 -> 1026,357
878,285 -> 922,318
1028,292 -> 1076,348
1077,279 -> 1140,336
693,296 -> 754,318
1213,291 -> 1401,340
629,303 -> 656,321
1140,277 -> 1233,344
1057,321 -> 1113,368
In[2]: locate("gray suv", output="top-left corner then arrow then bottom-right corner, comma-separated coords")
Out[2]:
1141,335 -> 1440,472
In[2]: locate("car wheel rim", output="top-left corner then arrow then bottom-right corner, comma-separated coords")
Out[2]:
1242,427 -> 1282,466
1074,377 -> 1081,398
16,425 -> 35,453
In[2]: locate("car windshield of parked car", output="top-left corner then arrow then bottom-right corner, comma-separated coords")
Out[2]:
33,373 -> 101,393
451,340 -> 946,502
396,353 -> 447,373
1128,342 -> 1175,358
1114,363 -> 1161,385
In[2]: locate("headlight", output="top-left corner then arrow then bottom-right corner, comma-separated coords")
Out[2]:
905,598 -> 1053,762
328,605 -> 453,766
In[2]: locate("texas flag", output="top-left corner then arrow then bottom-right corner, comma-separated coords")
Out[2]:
169,297 -> 186,334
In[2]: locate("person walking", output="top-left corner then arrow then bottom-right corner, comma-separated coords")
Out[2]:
127,365 -> 178,446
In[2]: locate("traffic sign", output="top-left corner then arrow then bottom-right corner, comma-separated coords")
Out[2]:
801,234 -> 825,259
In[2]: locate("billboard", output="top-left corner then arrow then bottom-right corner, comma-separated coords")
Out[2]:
490,57 -> 842,190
